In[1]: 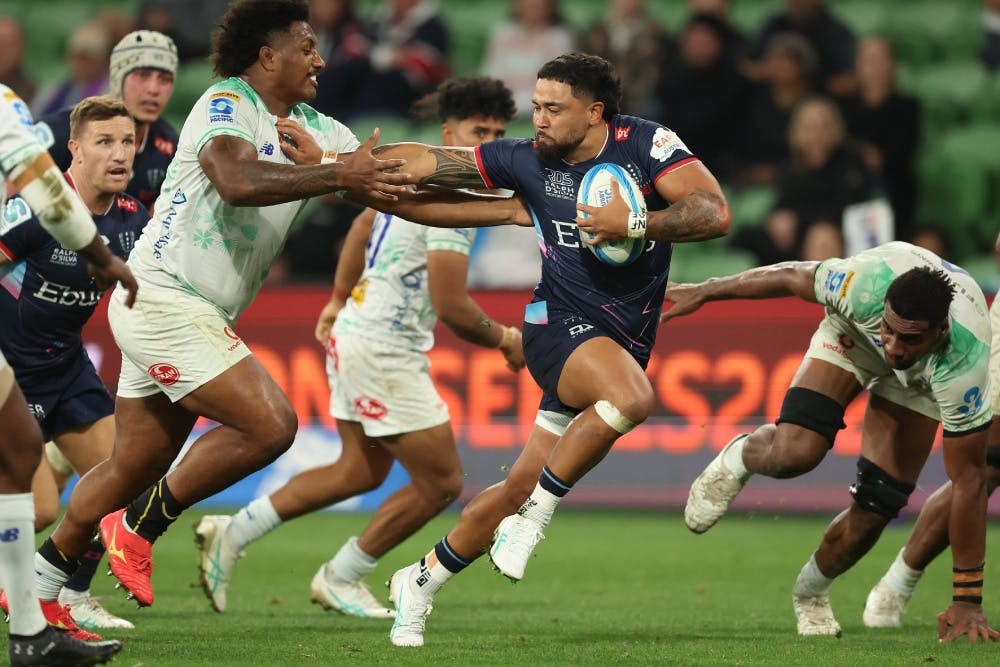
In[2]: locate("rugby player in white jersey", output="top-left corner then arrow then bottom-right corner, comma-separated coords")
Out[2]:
0,83 -> 128,666
192,76 -> 525,617
664,242 -> 997,642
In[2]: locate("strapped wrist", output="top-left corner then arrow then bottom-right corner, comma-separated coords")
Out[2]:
627,211 -> 646,239
496,325 -> 514,349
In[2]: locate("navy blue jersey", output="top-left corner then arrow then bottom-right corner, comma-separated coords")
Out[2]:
37,109 -> 178,211
0,183 -> 149,378
475,114 -> 697,360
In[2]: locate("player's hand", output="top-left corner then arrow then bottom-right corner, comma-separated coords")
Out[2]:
576,177 -> 629,243
276,118 -> 322,164
79,235 -> 139,308
660,281 -> 706,323
314,297 -> 345,346
937,602 -> 1000,643
339,129 -> 410,200
509,194 -> 532,227
499,326 -> 525,372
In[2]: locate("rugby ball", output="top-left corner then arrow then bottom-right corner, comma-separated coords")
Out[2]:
577,163 -> 647,267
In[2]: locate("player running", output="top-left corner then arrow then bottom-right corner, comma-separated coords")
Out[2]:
193,76 -> 524,617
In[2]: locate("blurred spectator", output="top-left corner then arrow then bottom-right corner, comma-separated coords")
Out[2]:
745,0 -> 856,98
657,13 -> 748,183
32,21 -> 111,116
735,33 -> 816,186
314,0 -> 450,121
687,0 -> 748,59
310,0 -> 366,62
729,208 -> 800,265
0,16 -> 36,103
35,31 -> 180,212
96,7 -> 136,45
800,220 -> 843,261
578,0 -> 673,117
911,227 -> 952,261
482,0 -> 574,117
983,0 -> 1000,71
137,0 -> 229,62
838,36 -> 920,242
771,96 -> 875,253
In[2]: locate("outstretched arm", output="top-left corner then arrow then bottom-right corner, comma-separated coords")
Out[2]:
372,142 -> 487,189
936,429 -> 998,642
314,207 -> 375,345
661,261 -> 820,323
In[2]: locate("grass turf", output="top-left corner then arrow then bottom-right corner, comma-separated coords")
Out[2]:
12,511 -> 999,665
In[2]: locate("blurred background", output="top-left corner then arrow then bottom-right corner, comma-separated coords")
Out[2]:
4,0 -> 999,515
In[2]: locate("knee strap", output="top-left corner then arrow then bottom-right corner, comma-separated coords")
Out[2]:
594,400 -> 636,435
850,456 -> 914,519
776,387 -> 846,446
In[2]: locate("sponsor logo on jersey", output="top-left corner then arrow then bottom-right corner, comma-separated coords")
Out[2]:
148,363 -> 180,386
650,127 -> 688,162
152,189 -> 188,259
34,279 -> 102,307
543,168 -> 575,200
959,386 -> 985,415
568,323 -> 594,337
223,326 -> 243,351
154,136 -> 175,155
824,270 -> 847,294
49,247 -> 79,266
354,396 -> 388,420
1,197 -> 32,232
837,333 -> 855,349
615,126 -> 632,142
208,92 -> 239,123
118,230 -> 138,255
116,196 -> 137,213
259,142 -> 274,156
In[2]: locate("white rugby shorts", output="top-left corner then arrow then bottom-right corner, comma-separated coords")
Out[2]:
110,284 -> 252,402
990,297 -> 1000,415
805,314 -> 939,421
327,333 -> 449,438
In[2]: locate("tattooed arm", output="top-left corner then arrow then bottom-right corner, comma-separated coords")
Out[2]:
371,143 -> 488,189
576,160 -> 731,244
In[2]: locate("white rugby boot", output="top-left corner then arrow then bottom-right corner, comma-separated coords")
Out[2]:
489,514 -> 545,582
194,515 -> 242,612
57,589 -> 135,630
685,434 -> 751,533
388,564 -> 434,647
863,578 -> 910,628
310,562 -> 394,618
793,594 -> 843,636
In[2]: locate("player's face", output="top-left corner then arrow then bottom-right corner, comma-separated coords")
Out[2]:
271,21 -> 325,104
879,309 -> 947,370
532,78 -> 597,162
441,115 -> 507,148
122,68 -> 175,124
71,116 -> 136,196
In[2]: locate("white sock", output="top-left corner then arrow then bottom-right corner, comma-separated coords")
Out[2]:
33,551 -> 71,603
722,434 -> 750,478
0,494 -> 47,636
518,482 -> 561,528
327,536 -> 377,583
794,554 -> 834,598
884,548 -> 923,597
411,556 -> 447,596
225,496 -> 282,553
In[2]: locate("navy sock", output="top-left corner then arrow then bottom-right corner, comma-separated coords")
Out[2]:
126,479 -> 188,543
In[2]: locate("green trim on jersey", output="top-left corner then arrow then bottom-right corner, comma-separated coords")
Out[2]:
934,321 -> 990,383
293,103 -> 333,135
0,143 -> 39,172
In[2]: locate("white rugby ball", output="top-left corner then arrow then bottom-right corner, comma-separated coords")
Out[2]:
577,162 -> 647,267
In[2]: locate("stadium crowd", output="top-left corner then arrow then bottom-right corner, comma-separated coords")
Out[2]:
2,0 -> 1000,663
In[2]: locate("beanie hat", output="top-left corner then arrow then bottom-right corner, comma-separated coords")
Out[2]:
109,30 -> 178,96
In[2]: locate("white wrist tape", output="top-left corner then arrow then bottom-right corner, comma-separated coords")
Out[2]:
321,151 -> 338,164
20,168 -> 97,251
626,211 -> 647,239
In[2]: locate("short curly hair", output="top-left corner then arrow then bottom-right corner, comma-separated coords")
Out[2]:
886,266 -> 955,326
537,53 -> 622,120
437,77 -> 516,122
211,0 -> 310,79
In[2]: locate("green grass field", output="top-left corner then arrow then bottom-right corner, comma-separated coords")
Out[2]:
14,511 -> 1000,665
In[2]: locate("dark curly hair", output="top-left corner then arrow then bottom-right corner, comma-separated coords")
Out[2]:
211,0 -> 310,79
536,53 -> 622,120
438,77 -> 516,122
886,266 -> 955,326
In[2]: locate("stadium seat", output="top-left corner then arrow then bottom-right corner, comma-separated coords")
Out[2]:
669,247 -> 757,283
726,186 -> 775,231
906,63 -> 991,132
958,253 -> 1000,294
829,1 -> 887,37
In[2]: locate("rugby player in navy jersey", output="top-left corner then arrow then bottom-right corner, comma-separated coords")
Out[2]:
300,52 -> 731,647
0,85 -> 129,667
36,30 -> 179,212
1,95 -> 149,634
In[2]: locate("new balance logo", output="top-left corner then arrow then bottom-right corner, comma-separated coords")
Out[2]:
568,323 -> 594,337
0,527 -> 20,542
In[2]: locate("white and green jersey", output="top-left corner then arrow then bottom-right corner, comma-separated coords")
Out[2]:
334,211 -> 475,352
0,85 -> 40,208
814,241 -> 991,434
129,77 -> 360,321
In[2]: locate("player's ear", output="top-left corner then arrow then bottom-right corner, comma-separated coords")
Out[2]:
440,121 -> 453,146
589,101 -> 604,125
68,139 -> 81,163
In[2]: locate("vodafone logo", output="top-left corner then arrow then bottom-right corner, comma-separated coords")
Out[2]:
354,396 -> 387,420
838,333 -> 855,350
223,326 -> 243,351
148,363 -> 180,386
